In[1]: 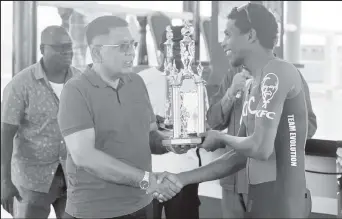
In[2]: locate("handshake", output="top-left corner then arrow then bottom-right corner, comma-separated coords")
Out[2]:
146,172 -> 184,203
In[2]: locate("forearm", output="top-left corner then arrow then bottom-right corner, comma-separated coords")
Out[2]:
179,150 -> 246,185
78,149 -> 145,188
1,128 -> 16,180
207,91 -> 235,130
1,137 -> 14,180
218,132 -> 259,158
150,130 -> 168,155
307,114 -> 317,139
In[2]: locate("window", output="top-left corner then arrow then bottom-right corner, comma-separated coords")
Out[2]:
1,1 -> 13,100
36,6 -> 62,61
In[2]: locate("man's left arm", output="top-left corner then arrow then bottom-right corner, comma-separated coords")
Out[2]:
149,123 -> 169,155
299,73 -> 317,139
214,63 -> 297,160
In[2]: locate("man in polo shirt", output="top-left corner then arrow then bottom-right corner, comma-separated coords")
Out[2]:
1,25 -> 79,218
58,16 -> 187,219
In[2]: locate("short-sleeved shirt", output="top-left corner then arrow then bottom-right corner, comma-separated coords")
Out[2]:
1,60 -> 80,193
58,65 -> 156,218
241,60 -> 308,217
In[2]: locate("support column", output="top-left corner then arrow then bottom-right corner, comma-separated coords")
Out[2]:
192,1 -> 200,63
183,1 -> 193,13
69,11 -> 87,71
284,1 -> 301,64
324,34 -> 340,91
12,1 -> 37,76
137,16 -> 148,65
58,8 -> 74,30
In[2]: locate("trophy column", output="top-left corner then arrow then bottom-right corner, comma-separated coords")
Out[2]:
172,85 -> 181,138
162,21 -> 206,147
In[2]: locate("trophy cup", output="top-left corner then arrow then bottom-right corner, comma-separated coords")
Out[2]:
162,21 -> 207,147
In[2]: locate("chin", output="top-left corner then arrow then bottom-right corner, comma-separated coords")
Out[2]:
122,67 -> 133,74
231,58 -> 244,68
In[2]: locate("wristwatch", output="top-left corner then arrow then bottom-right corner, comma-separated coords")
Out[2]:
139,171 -> 150,190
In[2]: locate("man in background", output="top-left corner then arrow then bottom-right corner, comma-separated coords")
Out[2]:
1,25 -> 80,218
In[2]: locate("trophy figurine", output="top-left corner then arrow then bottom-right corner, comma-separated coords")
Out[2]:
162,21 -> 207,147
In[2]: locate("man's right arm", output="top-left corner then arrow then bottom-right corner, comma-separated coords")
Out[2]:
1,124 -> 18,180
1,80 -> 25,181
58,84 -> 144,188
64,128 -> 144,188
206,72 -> 235,130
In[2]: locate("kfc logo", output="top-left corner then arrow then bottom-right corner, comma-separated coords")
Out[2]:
242,96 -> 276,120
261,73 -> 279,109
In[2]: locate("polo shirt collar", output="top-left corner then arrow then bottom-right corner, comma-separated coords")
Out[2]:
84,64 -> 132,89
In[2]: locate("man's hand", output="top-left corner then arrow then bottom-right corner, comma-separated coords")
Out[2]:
146,173 -> 182,202
165,145 -> 194,154
1,179 -> 21,215
226,70 -> 251,98
152,171 -> 185,202
198,130 -> 225,152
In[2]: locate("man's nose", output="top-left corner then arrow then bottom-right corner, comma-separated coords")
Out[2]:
125,46 -> 135,56
220,40 -> 226,48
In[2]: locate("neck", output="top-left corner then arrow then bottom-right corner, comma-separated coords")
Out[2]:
42,59 -> 67,81
243,49 -> 275,78
92,63 -> 121,82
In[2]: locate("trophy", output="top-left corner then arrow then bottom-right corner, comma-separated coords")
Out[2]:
162,21 -> 207,147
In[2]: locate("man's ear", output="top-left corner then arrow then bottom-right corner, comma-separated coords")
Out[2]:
248,28 -> 258,43
91,46 -> 102,63
40,45 -> 44,55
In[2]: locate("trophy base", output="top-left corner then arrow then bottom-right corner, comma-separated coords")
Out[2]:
162,137 -> 203,147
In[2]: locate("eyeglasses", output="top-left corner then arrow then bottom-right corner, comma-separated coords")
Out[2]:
95,41 -> 138,53
237,3 -> 252,28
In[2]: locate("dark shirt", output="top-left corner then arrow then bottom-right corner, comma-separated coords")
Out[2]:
58,65 -> 156,218
206,67 -> 317,193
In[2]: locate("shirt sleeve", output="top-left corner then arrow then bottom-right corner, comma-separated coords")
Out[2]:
58,84 -> 94,137
1,79 -> 26,126
206,72 -> 234,130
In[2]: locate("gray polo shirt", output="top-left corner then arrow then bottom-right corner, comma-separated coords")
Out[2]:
58,65 -> 155,218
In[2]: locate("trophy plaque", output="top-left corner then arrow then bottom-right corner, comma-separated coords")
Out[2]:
161,21 -> 207,147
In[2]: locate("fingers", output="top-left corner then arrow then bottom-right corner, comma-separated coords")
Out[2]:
153,192 -> 168,202
156,172 -> 169,184
1,198 -> 14,215
165,174 -> 183,189
14,189 -> 22,202
171,145 -> 192,154
198,132 -> 206,138
164,178 -> 181,193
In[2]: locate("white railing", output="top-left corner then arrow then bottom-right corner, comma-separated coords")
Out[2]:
296,28 -> 342,93
37,1 -> 211,21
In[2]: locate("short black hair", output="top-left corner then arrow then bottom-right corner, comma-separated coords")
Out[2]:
85,16 -> 128,45
227,3 -> 278,49
159,25 -> 184,52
